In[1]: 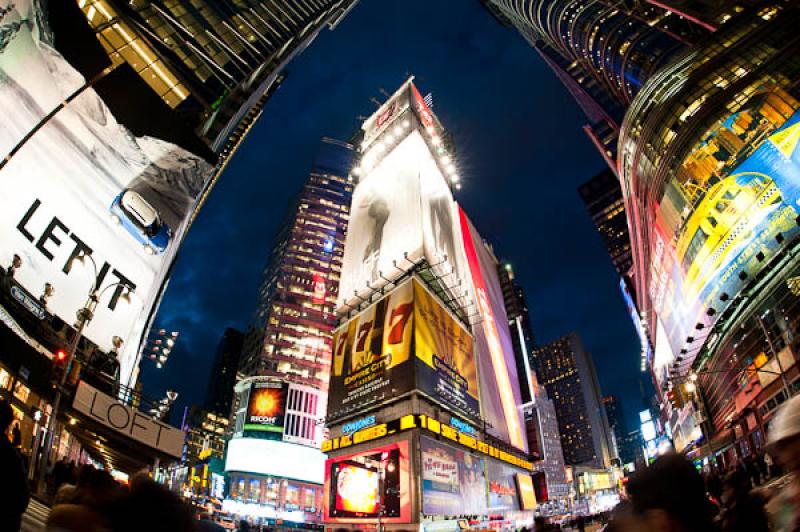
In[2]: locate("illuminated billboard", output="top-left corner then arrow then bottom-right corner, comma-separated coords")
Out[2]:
338,128 -> 463,311
486,460 -> 520,512
244,381 -> 287,433
515,474 -> 537,511
0,2 -> 212,384
646,84 -> 800,362
459,209 -> 527,452
420,436 -> 487,516
324,441 -> 411,523
329,279 -> 416,418
414,280 -> 480,419
329,278 -> 478,421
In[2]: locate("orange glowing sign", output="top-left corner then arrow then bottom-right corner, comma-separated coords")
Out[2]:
245,382 -> 286,433
334,464 -> 379,514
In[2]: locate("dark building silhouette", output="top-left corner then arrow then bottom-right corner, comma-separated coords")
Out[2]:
578,169 -> 632,276
205,328 -> 244,417
497,261 -> 537,403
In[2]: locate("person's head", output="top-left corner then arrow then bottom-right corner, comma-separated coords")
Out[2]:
0,398 -> 13,433
767,394 -> 800,475
612,453 -> 713,532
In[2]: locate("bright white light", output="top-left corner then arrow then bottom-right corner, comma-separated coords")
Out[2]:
431,136 -> 441,146
225,438 -> 326,484
426,126 -> 435,135
403,120 -> 410,128
441,154 -> 451,165
446,163 -> 456,173
351,165 -> 361,176
685,382 -> 696,393
455,184 -> 462,190
641,420 -> 656,442
451,174 -> 459,182
393,125 -> 403,136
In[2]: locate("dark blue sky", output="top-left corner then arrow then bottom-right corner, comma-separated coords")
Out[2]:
143,0 -> 647,431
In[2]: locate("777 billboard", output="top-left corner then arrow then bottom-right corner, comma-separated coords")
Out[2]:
0,2 -> 212,384
328,278 -> 479,422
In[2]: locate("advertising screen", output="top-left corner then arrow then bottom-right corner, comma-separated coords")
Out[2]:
329,279 -> 415,418
324,441 -> 410,523
647,84 -> 800,361
486,460 -> 521,512
515,474 -> 537,511
459,209 -> 527,451
420,436 -> 487,516
0,2 -> 213,384
334,463 -> 380,514
414,280 -> 479,420
244,382 -> 287,433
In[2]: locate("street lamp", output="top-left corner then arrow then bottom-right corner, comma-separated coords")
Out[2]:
36,251 -> 134,494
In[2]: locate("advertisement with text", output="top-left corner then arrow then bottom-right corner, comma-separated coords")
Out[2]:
486,460 -> 521,512
329,279 -> 415,419
244,381 -> 287,434
414,280 -> 479,420
420,436 -> 487,516
648,83 -> 800,360
0,1 -> 213,384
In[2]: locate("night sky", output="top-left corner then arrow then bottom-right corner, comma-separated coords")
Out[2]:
142,0 -> 648,432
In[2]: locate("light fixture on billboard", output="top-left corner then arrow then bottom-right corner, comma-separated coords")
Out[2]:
40,283 -> 55,304
426,126 -> 435,135
441,154 -> 451,165
431,135 -> 441,146
455,184 -> 462,190
446,163 -> 456,173
393,125 -> 403,136
7,253 -> 22,277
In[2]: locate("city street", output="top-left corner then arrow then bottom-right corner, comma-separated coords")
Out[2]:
2,1 -> 800,532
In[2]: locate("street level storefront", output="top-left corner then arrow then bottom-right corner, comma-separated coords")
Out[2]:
322,415 -> 536,532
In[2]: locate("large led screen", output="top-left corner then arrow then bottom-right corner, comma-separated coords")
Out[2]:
0,2 -> 212,384
459,209 -> 527,452
647,84 -> 800,364
244,381 -> 286,434
324,441 -> 411,523
420,436 -> 487,516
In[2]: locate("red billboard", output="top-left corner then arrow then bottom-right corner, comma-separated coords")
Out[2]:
458,208 -> 527,452
324,440 -> 411,524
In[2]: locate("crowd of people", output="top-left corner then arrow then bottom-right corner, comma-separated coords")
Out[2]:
2,390 -> 800,532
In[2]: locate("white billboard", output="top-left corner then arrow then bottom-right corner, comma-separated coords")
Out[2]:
0,2 -> 212,384
338,129 -> 468,312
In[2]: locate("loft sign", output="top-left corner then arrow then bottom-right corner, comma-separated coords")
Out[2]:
72,381 -> 184,457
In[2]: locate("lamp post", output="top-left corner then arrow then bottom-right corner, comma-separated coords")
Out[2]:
36,252 -> 133,495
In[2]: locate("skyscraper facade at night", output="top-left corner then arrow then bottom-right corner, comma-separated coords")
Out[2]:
488,0 -> 800,464
532,333 -> 614,468
205,328 -> 245,417
482,0 -> 707,167
526,374 -> 569,516
240,137 -> 355,389
497,261 -> 537,403
578,169 -> 632,276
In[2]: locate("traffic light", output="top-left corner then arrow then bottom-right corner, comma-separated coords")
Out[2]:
52,348 -> 68,385
666,387 -> 684,409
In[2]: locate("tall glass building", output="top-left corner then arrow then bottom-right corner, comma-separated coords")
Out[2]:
240,138 -> 355,391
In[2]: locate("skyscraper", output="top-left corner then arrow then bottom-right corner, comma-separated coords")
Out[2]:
482,0 -> 707,166
526,373 -> 569,516
240,138 -> 355,390
497,261 -> 536,403
205,328 -> 245,417
487,0 -> 800,461
578,169 -> 632,276
602,395 -> 636,465
532,333 -> 614,467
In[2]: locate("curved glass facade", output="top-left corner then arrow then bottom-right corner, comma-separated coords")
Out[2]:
619,5 -> 800,437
